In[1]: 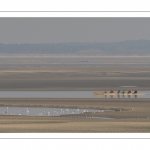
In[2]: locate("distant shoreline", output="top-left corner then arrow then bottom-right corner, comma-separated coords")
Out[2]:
0,54 -> 150,57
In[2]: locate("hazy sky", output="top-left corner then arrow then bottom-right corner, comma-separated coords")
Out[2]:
0,18 -> 150,44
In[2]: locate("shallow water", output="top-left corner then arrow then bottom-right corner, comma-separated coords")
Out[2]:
0,106 -> 107,117
0,91 -> 150,98
85,116 -> 114,119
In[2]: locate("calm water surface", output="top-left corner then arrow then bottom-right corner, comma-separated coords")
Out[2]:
0,91 -> 150,98
0,106 -> 111,117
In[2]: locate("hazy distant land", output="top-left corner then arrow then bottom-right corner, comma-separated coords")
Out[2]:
0,40 -> 150,56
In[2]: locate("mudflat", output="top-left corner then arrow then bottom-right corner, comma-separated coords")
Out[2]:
1,65 -> 150,91
0,98 -> 150,132
0,56 -> 150,132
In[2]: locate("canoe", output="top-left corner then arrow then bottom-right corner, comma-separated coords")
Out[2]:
93,92 -> 117,95
93,91 -> 144,95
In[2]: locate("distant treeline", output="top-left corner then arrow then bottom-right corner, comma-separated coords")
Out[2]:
0,40 -> 150,55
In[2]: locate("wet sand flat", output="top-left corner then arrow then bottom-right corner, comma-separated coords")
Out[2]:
0,98 -> 150,132
0,116 -> 150,132
1,69 -> 150,91
0,56 -> 150,91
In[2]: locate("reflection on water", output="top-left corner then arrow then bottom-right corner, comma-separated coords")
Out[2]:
0,91 -> 149,98
98,94 -> 141,99
0,106 -> 106,117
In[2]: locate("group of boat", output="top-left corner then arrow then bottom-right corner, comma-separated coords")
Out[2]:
93,90 -> 138,95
